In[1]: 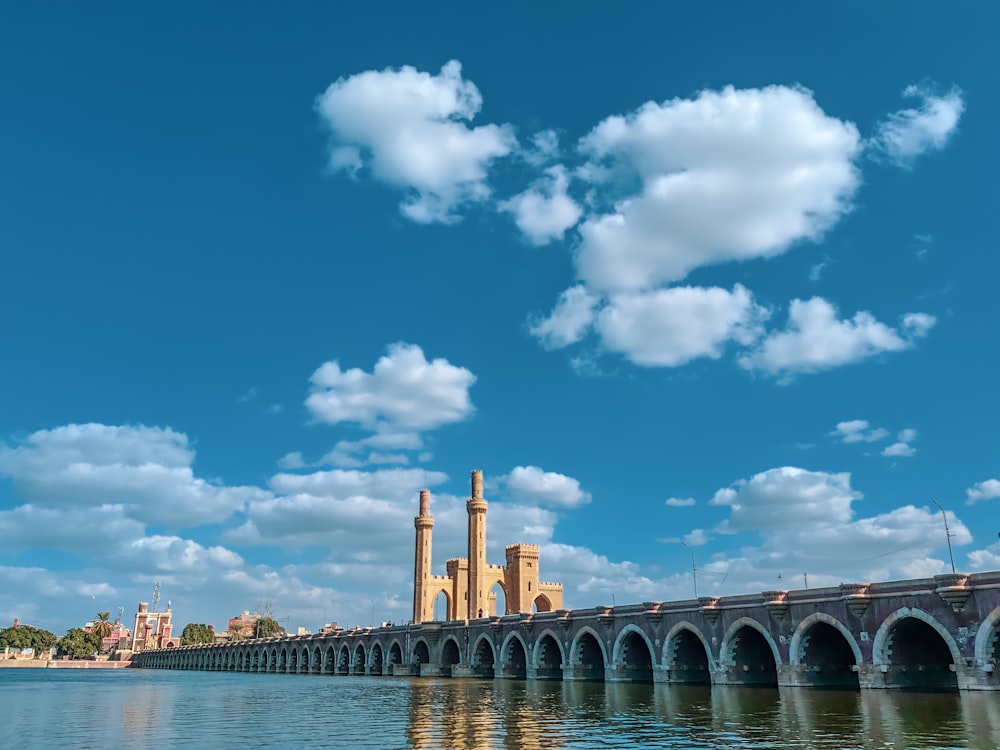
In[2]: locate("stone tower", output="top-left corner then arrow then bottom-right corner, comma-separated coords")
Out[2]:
412,488 -> 434,624
466,470 -> 488,619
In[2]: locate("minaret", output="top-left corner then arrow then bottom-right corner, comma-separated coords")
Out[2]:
413,489 -> 434,623
467,470 -> 488,619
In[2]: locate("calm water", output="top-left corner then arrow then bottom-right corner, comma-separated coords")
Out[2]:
2,670 -> 1000,749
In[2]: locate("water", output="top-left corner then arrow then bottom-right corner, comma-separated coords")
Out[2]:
2,670 -> 999,749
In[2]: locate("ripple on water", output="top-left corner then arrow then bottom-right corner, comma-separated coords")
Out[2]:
2,670 -> 999,749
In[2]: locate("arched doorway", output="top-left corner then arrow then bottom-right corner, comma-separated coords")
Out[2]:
431,590 -> 450,621
535,633 -> 563,680
616,628 -> 654,683
573,630 -> 606,682
441,638 -> 461,676
533,594 -> 553,613
489,581 -> 507,617
666,627 -> 711,684
881,616 -> 958,690
797,621 -> 859,689
725,623 -> 778,687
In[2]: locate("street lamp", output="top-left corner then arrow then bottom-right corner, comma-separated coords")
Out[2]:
321,605 -> 327,631
679,541 -> 698,598
931,499 -> 957,574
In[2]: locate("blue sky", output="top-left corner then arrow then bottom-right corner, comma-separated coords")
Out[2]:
2,4 -> 997,635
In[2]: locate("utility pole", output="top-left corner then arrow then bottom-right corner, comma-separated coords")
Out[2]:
931,500 -> 957,574
679,542 -> 698,599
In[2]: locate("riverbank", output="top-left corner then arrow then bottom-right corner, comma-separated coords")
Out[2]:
0,659 -> 131,669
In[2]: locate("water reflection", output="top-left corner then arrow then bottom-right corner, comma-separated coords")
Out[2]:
405,678 -> 1000,749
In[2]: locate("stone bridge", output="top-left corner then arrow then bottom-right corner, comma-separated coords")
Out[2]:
134,571 -> 1000,691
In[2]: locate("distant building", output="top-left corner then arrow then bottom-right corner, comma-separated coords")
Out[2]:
131,601 -> 178,652
227,611 -> 259,639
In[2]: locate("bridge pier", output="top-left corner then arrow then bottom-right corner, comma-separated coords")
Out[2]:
418,662 -> 444,677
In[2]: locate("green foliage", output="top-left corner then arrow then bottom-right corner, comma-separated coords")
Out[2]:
254,616 -> 283,639
91,611 -> 113,642
0,625 -> 58,654
57,628 -> 101,659
180,623 -> 216,645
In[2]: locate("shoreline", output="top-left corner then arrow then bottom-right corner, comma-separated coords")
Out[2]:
0,659 -> 132,669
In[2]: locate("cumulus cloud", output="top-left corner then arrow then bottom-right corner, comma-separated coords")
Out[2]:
870,83 -> 965,168
575,85 -> 861,292
596,284 -> 768,367
496,466 -> 592,508
703,467 -> 972,584
0,424 -> 269,527
316,60 -> 516,223
306,343 -> 476,446
499,165 -> 582,245
739,298 -> 936,378
831,419 -> 890,444
529,285 -> 600,350
882,428 -> 918,458
710,466 -> 860,531
966,478 -> 1000,505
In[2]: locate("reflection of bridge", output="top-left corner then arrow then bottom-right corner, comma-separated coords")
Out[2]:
135,570 -> 1000,690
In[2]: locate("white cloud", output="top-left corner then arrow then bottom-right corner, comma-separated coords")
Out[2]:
596,285 -> 768,367
870,83 -> 965,167
529,285 -> 600,350
882,429 -> 917,457
306,343 -> 476,442
575,85 -> 861,292
316,60 -> 516,223
739,297 -> 936,378
277,451 -> 306,470
966,478 -> 1000,505
665,497 -> 696,507
702,467 -> 973,585
710,466 -> 860,531
0,423 -> 269,527
832,419 -> 890,444
268,467 -> 448,501
523,129 -> 561,166
499,165 -> 582,245
684,529 -> 711,546
497,465 -> 592,508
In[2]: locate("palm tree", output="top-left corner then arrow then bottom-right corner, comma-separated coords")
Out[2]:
91,611 -> 113,648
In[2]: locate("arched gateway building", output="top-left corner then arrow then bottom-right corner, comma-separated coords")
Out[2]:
413,470 -> 563,623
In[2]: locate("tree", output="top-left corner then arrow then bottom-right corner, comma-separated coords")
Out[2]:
254,617 -> 282,639
57,628 -> 100,659
91,611 -> 113,644
180,623 -> 215,645
0,625 -> 58,655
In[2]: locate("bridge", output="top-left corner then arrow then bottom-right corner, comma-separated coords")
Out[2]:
134,570 -> 1000,690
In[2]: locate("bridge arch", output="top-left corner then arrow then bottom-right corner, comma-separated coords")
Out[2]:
720,616 -> 781,686
872,607 -> 960,690
569,625 -> 609,682
324,644 -> 337,674
663,621 -> 713,684
352,642 -> 367,675
499,631 -> 529,679
788,612 -> 861,688
440,636 -> 462,675
532,628 -> 565,680
429,586 -> 452,621
974,606 -> 1000,670
370,642 -> 384,675
337,644 -> 351,674
387,639 -> 403,668
471,633 -> 497,677
412,638 -> 431,665
611,623 -> 655,683
310,645 -> 322,674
